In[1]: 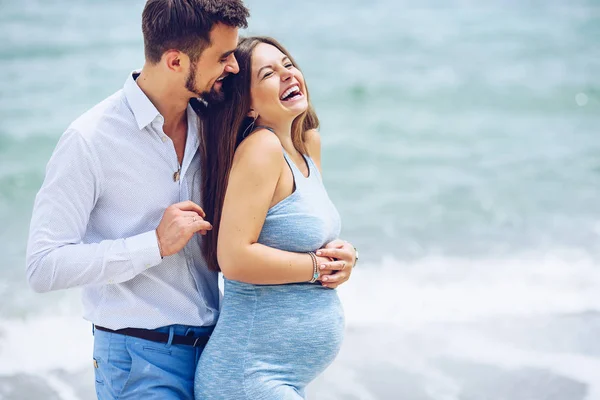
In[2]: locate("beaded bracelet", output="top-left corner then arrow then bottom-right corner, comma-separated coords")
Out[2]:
308,251 -> 319,283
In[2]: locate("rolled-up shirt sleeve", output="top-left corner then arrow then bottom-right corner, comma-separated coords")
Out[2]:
26,129 -> 162,293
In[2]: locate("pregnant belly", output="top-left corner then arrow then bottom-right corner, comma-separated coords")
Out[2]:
243,284 -> 345,386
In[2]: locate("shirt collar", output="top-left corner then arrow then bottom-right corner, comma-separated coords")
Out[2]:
124,71 -> 201,150
185,104 -> 200,149
124,71 -> 161,130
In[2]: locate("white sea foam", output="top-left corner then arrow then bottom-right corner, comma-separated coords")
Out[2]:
0,309 -> 92,375
338,251 -> 600,327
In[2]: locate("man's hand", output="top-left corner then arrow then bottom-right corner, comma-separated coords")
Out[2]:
156,201 -> 212,257
315,239 -> 356,289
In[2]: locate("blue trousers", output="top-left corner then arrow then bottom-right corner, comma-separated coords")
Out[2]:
93,324 -> 213,399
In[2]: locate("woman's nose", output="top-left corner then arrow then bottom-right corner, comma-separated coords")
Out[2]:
280,68 -> 293,81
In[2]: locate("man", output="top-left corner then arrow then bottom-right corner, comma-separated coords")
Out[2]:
26,0 -> 356,398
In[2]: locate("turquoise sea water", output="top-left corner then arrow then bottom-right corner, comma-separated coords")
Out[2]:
1,1 -> 600,399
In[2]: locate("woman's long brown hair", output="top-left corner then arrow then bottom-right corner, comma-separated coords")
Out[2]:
198,36 -> 320,272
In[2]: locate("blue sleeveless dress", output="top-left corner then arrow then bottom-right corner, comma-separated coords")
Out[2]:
194,131 -> 345,399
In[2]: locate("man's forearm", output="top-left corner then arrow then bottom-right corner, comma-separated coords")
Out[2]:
26,230 -> 162,293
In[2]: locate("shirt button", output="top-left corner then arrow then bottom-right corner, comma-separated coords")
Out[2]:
161,136 -> 168,143
145,264 -> 151,268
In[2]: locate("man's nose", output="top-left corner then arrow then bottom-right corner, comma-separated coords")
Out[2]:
225,54 -> 240,74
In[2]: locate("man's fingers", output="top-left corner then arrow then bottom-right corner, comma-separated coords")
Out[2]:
172,201 -> 206,218
192,220 -> 212,232
184,216 -> 212,233
181,212 -> 213,229
181,211 -> 201,218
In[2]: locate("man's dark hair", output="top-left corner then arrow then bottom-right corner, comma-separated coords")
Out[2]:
142,0 -> 249,64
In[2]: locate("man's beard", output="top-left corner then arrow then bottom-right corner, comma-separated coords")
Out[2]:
186,62 -> 225,105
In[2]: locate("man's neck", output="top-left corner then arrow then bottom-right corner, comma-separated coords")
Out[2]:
136,66 -> 189,137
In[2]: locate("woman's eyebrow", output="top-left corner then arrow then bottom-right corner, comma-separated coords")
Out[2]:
257,57 -> 291,78
257,64 -> 272,78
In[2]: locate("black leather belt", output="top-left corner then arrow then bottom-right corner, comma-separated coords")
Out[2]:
95,325 -> 211,347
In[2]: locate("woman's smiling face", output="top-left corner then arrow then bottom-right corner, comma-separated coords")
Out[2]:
249,43 -> 308,124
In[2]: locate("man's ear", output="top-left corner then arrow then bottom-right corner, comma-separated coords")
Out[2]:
163,50 -> 186,72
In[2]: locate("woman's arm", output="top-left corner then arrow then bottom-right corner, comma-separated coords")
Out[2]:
216,129 -> 325,284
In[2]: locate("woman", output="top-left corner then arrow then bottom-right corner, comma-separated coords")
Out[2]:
194,37 -> 347,399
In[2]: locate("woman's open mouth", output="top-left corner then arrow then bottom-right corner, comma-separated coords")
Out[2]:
280,85 -> 304,103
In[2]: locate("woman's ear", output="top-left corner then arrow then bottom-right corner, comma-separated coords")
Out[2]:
247,108 -> 257,119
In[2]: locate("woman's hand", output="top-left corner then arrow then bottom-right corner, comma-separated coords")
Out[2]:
315,239 -> 357,288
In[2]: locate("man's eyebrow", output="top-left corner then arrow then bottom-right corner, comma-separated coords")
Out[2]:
219,49 -> 235,59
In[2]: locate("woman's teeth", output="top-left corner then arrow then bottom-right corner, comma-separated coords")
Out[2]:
280,85 -> 301,101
